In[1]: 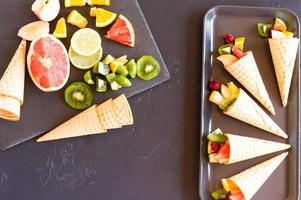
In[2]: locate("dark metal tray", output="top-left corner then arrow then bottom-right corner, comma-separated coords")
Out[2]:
0,0 -> 170,150
200,5 -> 300,200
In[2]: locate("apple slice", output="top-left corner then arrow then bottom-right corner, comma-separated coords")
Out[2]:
221,84 -> 231,99
32,0 -> 60,22
209,91 -> 224,106
271,30 -> 287,39
217,55 -> 239,67
18,21 -> 49,41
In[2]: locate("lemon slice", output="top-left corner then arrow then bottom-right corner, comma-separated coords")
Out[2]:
69,47 -> 103,69
53,17 -> 67,38
65,0 -> 85,7
96,8 -> 117,28
71,28 -> 102,56
87,0 -> 110,6
67,10 -> 88,29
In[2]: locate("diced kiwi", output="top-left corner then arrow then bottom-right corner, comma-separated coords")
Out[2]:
126,59 -> 137,78
96,77 -> 107,93
64,82 -> 93,110
93,62 -> 110,76
110,60 -> 123,73
219,98 -> 236,111
102,54 -> 115,65
116,65 -> 129,76
110,81 -> 122,91
218,44 -> 233,56
83,70 -> 94,85
257,23 -> 273,38
207,129 -> 227,143
137,55 -> 161,81
115,75 -> 132,87
211,188 -> 228,200
106,73 -> 116,82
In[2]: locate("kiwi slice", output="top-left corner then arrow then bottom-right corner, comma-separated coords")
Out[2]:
84,70 -> 94,85
126,59 -> 137,78
64,82 -> 93,110
115,75 -> 132,87
116,65 -> 128,76
137,56 -> 161,81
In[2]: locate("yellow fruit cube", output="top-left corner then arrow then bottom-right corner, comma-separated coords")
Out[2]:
234,37 -> 245,51
87,0 -> 110,6
209,91 -> 224,106
116,55 -> 128,65
53,17 -> 67,38
90,7 -> 97,17
67,10 -> 88,29
65,0 -> 85,7
110,60 -> 123,73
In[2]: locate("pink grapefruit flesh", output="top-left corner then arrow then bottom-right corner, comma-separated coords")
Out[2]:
105,15 -> 135,47
27,34 -> 70,92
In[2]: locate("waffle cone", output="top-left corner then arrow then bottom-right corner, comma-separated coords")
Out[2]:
96,99 -> 122,129
0,40 -> 26,105
225,52 -> 275,114
112,94 -> 133,126
268,38 -> 299,107
226,152 -> 288,200
224,89 -> 287,138
0,95 -> 20,121
37,105 -> 106,142
225,134 -> 290,164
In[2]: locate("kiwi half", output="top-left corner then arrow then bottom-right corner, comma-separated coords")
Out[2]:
137,55 -> 161,81
64,82 -> 93,110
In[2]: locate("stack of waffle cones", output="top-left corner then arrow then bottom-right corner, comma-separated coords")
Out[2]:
224,134 -> 290,164
269,38 -> 299,107
37,94 -> 133,142
0,40 -> 26,121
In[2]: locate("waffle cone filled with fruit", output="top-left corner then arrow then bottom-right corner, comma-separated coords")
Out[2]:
217,34 -> 274,114
209,82 -> 287,138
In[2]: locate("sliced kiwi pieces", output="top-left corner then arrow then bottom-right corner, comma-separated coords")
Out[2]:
64,82 -> 93,110
211,188 -> 228,200
115,75 -> 132,87
93,62 -> 110,76
137,55 -> 161,81
126,59 -> 137,78
84,70 -> 94,85
207,129 -> 227,143
102,54 -> 115,65
116,65 -> 128,76
106,73 -> 116,82
219,98 -> 236,111
96,77 -> 107,93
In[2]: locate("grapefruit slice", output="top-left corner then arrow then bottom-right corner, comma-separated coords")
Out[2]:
27,34 -> 70,92
105,15 -> 135,47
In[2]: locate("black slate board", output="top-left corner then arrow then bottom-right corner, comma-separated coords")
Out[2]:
0,0 -> 170,150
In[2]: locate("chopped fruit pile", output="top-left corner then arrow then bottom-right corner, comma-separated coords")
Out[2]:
209,81 -> 239,111
80,54 -> 161,94
211,179 -> 245,200
218,33 -> 246,59
257,18 -> 294,38
207,129 -> 229,164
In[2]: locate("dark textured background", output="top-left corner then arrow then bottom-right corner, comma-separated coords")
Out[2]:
0,0 -> 300,200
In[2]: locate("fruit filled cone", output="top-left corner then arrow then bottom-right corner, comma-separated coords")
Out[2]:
268,38 -> 299,107
37,94 -> 133,142
224,52 -> 275,115
225,134 -> 290,164
224,89 -> 287,138
0,40 -> 26,104
225,152 -> 288,200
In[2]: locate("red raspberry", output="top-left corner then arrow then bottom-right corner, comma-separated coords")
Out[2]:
210,142 -> 221,153
208,80 -> 221,91
224,33 -> 234,44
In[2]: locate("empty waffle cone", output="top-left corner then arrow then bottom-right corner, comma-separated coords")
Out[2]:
0,95 -> 20,121
224,52 -> 275,114
268,38 -> 299,107
225,134 -> 290,164
112,94 -> 133,126
37,105 -> 106,142
0,40 -> 26,105
225,152 -> 288,200
96,99 -> 122,129
224,89 -> 287,138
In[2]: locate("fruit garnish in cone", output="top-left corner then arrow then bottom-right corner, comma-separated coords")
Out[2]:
207,128 -> 290,164
257,18 -> 299,107
217,34 -> 275,115
210,152 -> 288,200
208,81 -> 287,138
